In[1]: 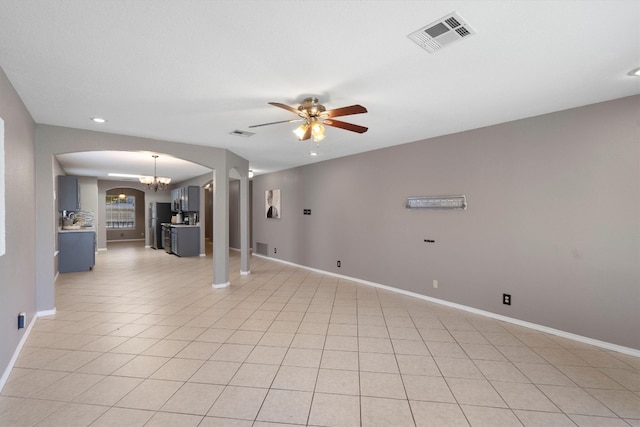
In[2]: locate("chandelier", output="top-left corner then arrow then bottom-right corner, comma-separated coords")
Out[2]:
139,155 -> 171,192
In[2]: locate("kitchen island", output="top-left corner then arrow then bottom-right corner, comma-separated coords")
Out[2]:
58,227 -> 96,273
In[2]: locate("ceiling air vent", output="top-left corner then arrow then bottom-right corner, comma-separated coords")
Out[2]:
230,129 -> 255,138
408,12 -> 476,53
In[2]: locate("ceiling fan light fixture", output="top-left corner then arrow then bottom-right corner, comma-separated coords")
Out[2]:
293,124 -> 309,140
253,98 -> 367,141
311,122 -> 324,137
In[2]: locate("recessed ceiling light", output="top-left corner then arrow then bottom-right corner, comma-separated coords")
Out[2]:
628,67 -> 640,76
309,152 -> 318,157
90,117 -> 107,123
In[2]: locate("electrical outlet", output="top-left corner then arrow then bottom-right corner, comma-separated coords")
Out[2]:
503,293 -> 511,305
18,312 -> 25,329
433,280 -> 438,289
337,260 -> 341,268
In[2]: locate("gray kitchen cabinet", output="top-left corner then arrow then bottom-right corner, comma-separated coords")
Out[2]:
58,175 -> 80,211
172,186 -> 200,212
182,186 -> 200,211
171,226 -> 199,257
171,188 -> 181,211
59,231 -> 95,273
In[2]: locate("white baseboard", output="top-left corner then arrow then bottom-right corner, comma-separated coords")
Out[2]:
37,308 -> 57,317
252,254 -> 639,357
213,281 -> 230,289
0,312 -> 39,392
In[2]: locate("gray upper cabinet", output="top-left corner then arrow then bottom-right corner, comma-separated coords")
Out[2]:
58,175 -> 79,211
172,185 -> 200,212
183,186 -> 199,211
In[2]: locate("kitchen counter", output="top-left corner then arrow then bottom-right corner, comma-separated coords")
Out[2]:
58,226 -> 96,233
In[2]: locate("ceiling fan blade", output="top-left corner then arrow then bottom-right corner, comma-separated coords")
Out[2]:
324,104 -> 367,118
268,102 -> 303,116
248,118 -> 304,128
323,119 -> 368,134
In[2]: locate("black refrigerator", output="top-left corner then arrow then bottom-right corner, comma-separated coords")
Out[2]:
149,202 -> 172,249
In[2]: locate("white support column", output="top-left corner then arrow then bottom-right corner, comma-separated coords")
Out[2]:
240,173 -> 250,275
212,168 -> 229,288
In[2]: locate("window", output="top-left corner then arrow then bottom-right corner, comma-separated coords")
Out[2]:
106,194 -> 135,228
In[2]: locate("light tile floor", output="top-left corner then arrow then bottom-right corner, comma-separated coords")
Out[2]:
1,241 -> 639,426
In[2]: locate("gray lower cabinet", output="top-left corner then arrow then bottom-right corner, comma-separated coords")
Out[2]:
171,227 -> 199,257
59,232 -> 95,273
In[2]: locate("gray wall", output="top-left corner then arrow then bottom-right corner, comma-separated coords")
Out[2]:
205,185 -> 213,241
229,179 -> 254,250
78,176 -> 98,222
252,95 -> 640,350
0,68 -> 36,379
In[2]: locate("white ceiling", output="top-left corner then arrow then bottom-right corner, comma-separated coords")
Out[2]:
1,1 -> 639,181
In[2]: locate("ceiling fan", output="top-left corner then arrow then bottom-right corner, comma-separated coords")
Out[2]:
249,97 -> 368,142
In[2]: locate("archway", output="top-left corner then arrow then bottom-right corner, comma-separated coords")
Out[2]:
35,125 -> 250,312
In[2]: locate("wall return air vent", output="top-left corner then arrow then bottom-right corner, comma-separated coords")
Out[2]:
408,12 -> 476,53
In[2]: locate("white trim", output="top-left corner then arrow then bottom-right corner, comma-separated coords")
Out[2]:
37,308 -> 57,317
213,281 -> 230,289
252,254 -> 639,357
231,247 -> 253,253
0,313 -> 37,392
240,270 -> 250,275
97,248 -> 107,252
199,253 -> 206,257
